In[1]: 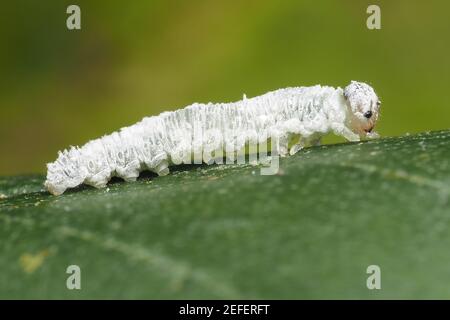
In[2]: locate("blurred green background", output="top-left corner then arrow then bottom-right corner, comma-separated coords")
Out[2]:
1,0 -> 449,175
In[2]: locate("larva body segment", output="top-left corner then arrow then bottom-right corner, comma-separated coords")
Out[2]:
45,81 -> 381,195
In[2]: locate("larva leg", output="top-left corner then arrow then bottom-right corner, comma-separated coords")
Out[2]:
155,160 -> 170,176
272,133 -> 290,157
115,159 -> 141,182
331,123 -> 360,142
289,136 -> 306,156
366,131 -> 380,139
84,169 -> 111,188
202,150 -> 215,165
289,144 -> 303,156
289,134 -> 323,155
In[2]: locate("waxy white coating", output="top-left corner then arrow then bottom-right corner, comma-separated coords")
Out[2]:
45,81 -> 381,195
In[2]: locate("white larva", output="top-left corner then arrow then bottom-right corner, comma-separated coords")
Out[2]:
45,80 -> 381,195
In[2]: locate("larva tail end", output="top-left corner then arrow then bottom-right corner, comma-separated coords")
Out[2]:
44,148 -> 86,196
44,179 -> 66,196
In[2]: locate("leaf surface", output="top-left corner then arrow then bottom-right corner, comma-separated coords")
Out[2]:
1,130 -> 449,298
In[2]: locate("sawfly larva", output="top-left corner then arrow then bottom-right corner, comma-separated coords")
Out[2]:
45,80 -> 381,195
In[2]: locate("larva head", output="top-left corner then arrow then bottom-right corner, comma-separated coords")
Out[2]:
343,81 -> 381,138
44,147 -> 86,196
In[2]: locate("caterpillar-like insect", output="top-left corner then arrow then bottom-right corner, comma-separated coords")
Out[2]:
45,81 -> 381,195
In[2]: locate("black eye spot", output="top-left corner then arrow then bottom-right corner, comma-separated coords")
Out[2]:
377,101 -> 381,106
364,111 -> 373,119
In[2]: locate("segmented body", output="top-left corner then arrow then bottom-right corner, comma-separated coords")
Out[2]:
45,82 -> 380,195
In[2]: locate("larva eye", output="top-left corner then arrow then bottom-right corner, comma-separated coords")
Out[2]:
364,111 -> 373,119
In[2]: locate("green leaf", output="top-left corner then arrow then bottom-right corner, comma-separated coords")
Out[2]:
1,130 -> 449,299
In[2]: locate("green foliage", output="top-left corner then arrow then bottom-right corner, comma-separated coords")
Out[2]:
0,130 -> 449,298
2,1 -> 450,174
